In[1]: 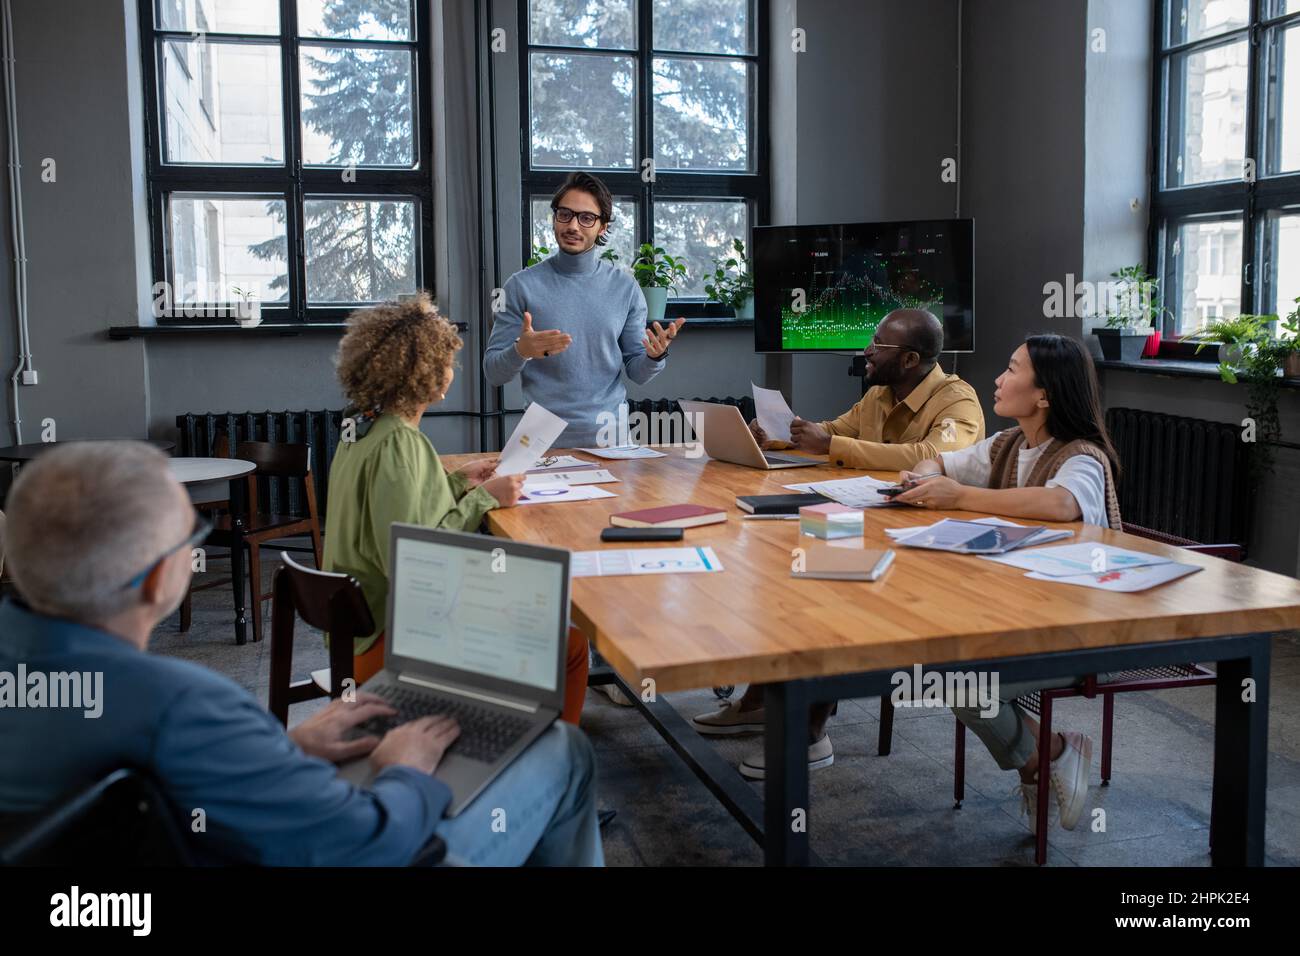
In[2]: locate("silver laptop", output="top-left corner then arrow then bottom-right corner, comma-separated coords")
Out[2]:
337,525 -> 569,816
678,400 -> 818,470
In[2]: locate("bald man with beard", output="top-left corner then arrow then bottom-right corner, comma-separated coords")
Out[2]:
751,308 -> 985,471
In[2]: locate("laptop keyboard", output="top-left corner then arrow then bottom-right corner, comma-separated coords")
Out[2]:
354,683 -> 534,764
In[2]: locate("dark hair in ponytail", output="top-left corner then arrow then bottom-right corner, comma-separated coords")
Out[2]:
1024,334 -> 1120,479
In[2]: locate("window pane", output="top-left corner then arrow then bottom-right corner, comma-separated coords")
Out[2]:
297,0 -> 412,42
530,52 -> 635,168
529,0 -> 635,49
1167,0 -> 1250,47
530,197 -> 638,270
1265,24 -> 1300,175
167,195 -> 288,309
156,0 -> 279,34
299,46 -> 414,166
1168,40 -> 1249,186
653,57 -> 751,171
653,200 -> 748,299
1171,217 -> 1243,332
162,39 -> 283,164
653,0 -> 753,54
1264,0 -> 1300,17
1260,210 -> 1300,319
304,198 -> 418,303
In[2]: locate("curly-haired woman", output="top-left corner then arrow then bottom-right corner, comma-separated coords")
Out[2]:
321,295 -> 590,725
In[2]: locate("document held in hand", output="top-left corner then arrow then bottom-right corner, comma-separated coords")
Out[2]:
752,382 -> 796,443
496,403 -> 569,475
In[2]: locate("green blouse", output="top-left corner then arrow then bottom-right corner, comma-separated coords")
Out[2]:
321,414 -> 498,654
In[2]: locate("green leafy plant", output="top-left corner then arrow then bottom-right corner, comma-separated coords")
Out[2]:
599,247 -> 621,264
1099,264 -> 1165,330
1185,314 -> 1272,382
1278,296 -> 1300,352
525,243 -> 550,268
703,238 -> 754,310
630,243 -> 687,293
1240,336 -> 1286,477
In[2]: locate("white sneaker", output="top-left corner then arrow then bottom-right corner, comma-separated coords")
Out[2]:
595,682 -> 634,707
1049,731 -> 1092,830
691,700 -> 766,736
738,735 -> 833,780
1016,780 -> 1040,832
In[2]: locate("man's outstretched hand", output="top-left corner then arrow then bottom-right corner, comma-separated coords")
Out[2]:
643,317 -> 685,359
515,310 -> 573,359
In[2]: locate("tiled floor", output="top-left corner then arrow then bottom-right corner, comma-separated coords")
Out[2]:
156,564 -> 1300,866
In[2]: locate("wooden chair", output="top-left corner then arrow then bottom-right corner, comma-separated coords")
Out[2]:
876,524 -> 1242,865
182,441 -> 322,643
268,552 -> 370,726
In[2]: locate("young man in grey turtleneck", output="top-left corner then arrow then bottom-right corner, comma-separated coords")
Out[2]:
484,172 -> 686,448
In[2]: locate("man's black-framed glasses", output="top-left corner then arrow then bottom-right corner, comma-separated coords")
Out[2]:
552,206 -> 602,228
121,511 -> 213,590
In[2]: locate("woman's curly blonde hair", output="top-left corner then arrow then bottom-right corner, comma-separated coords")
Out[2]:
335,292 -> 463,419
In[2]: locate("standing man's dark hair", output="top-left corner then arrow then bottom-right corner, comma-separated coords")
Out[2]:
550,172 -> 614,245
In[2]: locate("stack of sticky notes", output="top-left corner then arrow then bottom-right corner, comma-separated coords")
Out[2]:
799,502 -> 864,539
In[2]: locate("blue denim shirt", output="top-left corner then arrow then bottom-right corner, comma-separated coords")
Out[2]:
0,599 -> 450,865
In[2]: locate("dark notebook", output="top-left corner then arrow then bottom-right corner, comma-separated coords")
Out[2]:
736,493 -> 832,515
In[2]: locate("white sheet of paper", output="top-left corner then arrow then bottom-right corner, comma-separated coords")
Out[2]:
886,516 -> 1025,540
1025,561 -> 1200,592
578,444 -> 667,460
784,475 -> 897,508
571,546 -> 723,578
752,382 -> 795,443
496,403 -> 569,475
527,455 -> 593,472
516,484 -> 618,505
524,469 -> 620,487
982,542 -> 1173,577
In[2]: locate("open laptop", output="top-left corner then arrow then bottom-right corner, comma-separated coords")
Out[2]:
678,400 -> 818,470
337,525 -> 569,816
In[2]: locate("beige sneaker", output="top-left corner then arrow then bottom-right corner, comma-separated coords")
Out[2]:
692,700 -> 766,736
738,735 -> 833,780
1050,731 -> 1093,830
595,683 -> 635,707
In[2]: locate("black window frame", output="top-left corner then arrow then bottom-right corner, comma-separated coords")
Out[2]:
1149,0 -> 1300,337
518,0 -> 769,321
137,0 -> 436,325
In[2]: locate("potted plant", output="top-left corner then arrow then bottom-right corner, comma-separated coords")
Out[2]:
630,243 -> 687,323
1093,265 -> 1163,362
1281,296 -> 1300,380
525,243 -> 550,267
1185,314 -> 1271,376
231,285 -> 261,327
703,238 -> 755,319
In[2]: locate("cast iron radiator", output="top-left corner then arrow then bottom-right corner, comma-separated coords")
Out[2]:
175,409 -> 344,518
625,396 -> 756,444
1105,406 -> 1250,547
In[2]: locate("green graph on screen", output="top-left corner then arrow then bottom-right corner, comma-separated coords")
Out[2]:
779,268 -> 943,350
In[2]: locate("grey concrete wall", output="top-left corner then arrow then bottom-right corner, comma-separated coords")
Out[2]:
959,0 -> 1088,427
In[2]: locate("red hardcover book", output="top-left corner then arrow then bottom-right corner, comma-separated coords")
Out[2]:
609,504 -> 727,529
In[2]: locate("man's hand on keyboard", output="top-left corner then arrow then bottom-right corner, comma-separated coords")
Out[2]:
288,694 -> 399,764
369,715 -> 462,775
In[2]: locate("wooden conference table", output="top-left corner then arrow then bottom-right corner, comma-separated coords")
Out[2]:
443,445 -> 1300,866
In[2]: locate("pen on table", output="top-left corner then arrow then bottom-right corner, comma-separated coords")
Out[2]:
743,514 -> 799,520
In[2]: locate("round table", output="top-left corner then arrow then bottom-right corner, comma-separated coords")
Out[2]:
0,438 -> 175,463
168,457 -> 257,646
168,457 -> 255,484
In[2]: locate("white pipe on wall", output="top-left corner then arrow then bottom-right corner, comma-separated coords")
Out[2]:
3,0 -> 33,445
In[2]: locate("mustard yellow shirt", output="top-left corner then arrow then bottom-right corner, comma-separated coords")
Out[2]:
321,414 -> 498,654
815,364 -> 985,470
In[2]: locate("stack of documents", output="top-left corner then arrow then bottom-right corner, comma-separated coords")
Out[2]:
785,475 -> 899,508
981,542 -> 1201,592
578,444 -> 667,459
888,517 -> 1072,554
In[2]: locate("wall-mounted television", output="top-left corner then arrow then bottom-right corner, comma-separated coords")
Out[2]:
752,218 -> 974,353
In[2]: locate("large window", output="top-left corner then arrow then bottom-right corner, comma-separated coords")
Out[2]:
1152,0 -> 1300,335
521,0 -> 768,315
139,0 -> 434,323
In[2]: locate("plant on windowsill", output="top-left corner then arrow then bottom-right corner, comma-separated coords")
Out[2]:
1093,264 -> 1165,362
1279,297 -> 1300,380
703,238 -> 755,319
631,243 -> 687,323
1184,314 -> 1272,379
231,286 -> 261,327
